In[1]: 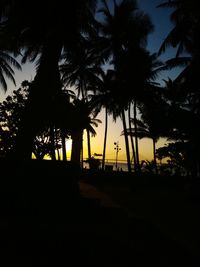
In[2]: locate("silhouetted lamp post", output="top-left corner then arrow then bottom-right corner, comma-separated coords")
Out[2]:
114,141 -> 121,170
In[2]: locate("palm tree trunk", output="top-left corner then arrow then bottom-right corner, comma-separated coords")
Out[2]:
87,129 -> 92,160
50,126 -> 56,161
153,138 -> 158,175
133,100 -> 140,172
55,129 -> 60,161
102,107 -> 108,171
84,97 -> 92,165
57,147 -> 60,161
71,130 -> 83,167
128,103 -> 137,173
121,109 -> 132,173
81,135 -> 84,169
80,83 -> 92,167
61,131 -> 67,161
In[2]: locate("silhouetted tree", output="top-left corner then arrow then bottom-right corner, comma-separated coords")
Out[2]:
88,69 -> 116,170
120,49 -> 163,173
97,0 -> 153,172
160,78 -> 200,175
158,0 -> 200,175
156,142 -> 189,175
0,82 -> 53,159
69,99 -> 101,167
60,43 -> 101,164
122,116 -> 161,174
0,0 -> 98,160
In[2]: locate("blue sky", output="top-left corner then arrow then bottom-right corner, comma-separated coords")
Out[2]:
139,0 -> 172,53
138,0 -> 183,83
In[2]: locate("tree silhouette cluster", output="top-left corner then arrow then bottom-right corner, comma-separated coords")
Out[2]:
0,81 -> 56,159
0,0 -> 199,175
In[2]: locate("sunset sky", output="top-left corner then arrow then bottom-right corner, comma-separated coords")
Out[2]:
0,0 -> 181,163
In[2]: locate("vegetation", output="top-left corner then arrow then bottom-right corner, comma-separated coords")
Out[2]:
0,0 -> 199,176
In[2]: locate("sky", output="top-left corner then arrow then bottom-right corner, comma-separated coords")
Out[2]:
0,0 -> 180,164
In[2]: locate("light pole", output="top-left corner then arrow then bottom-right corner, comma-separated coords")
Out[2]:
114,141 -> 121,170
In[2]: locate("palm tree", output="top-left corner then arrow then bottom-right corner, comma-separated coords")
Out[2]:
88,69 -> 116,170
60,43 -> 102,99
69,99 -> 101,167
60,43 -> 102,164
0,0 -> 98,160
97,0 -> 154,172
125,119 -> 160,174
51,87 -> 76,162
158,0 -> 200,175
116,47 -> 163,173
122,105 -> 167,175
132,50 -> 164,172
158,0 -> 200,109
160,77 -> 200,175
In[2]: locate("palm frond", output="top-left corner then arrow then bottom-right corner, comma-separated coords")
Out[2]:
130,118 -> 147,128
158,30 -> 175,55
87,124 -> 97,137
157,1 -> 178,9
0,72 -> 7,92
0,51 -> 21,70
0,59 -> 14,75
0,63 -> 15,85
158,57 -> 191,71
21,45 -> 40,64
121,127 -> 150,139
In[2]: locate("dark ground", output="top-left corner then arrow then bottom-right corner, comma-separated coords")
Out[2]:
0,160 -> 199,266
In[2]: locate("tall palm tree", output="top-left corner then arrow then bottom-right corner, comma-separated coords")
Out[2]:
60,43 -> 102,164
115,48 -> 163,173
121,119 -> 158,173
122,99 -> 168,175
139,85 -> 171,174
97,0 -> 154,172
0,0 -> 98,160
89,69 -> 116,170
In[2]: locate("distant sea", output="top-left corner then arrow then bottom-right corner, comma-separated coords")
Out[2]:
83,160 -> 129,172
